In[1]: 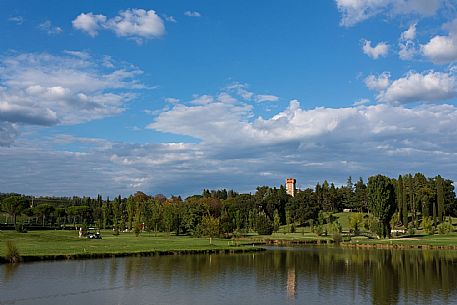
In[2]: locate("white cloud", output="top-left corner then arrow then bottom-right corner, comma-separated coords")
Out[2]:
225,83 -> 280,103
362,40 -> 389,59
255,95 -> 279,103
364,72 -> 390,90
165,97 -> 180,104
8,16 -> 24,25
38,20 -> 63,35
399,40 -> 417,60
105,9 -> 165,40
421,18 -> 457,64
398,23 -> 418,60
402,23 -> 417,40
73,9 -> 165,42
184,11 -> 201,17
0,52 -> 142,144
72,13 -> 106,37
368,71 -> 457,104
164,15 -> 177,23
353,98 -> 370,106
336,0 -> 443,27
191,94 -> 214,105
2,99 -> 457,196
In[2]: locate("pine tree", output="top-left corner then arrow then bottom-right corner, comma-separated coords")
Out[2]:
436,175 -> 445,222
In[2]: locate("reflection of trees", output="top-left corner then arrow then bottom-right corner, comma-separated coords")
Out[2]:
3,263 -> 19,282
100,248 -> 457,304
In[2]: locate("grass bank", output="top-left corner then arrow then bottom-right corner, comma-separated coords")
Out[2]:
0,230 -> 263,263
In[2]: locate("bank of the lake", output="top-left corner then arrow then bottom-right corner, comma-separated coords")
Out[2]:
0,230 -> 264,263
244,231 -> 457,250
4,230 -> 457,264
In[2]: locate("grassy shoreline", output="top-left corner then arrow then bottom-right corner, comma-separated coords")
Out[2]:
3,225 -> 457,264
0,230 -> 264,264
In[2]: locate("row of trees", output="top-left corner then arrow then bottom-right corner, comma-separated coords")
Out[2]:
1,173 -> 456,238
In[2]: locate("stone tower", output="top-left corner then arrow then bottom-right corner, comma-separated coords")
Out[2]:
286,178 -> 296,197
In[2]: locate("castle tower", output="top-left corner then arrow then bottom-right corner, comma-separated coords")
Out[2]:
286,178 -> 296,197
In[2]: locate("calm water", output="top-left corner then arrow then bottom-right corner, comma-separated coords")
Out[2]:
1,247 -> 457,305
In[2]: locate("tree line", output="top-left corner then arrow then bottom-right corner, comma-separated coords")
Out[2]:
1,173 -> 456,238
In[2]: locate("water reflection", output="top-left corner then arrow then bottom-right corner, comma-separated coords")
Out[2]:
0,247 -> 456,305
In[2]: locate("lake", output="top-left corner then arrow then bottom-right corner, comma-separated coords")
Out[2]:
1,246 -> 456,305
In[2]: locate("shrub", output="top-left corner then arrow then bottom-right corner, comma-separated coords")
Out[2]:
421,217 -> 434,235
15,222 -> 27,233
332,232 -> 343,245
5,240 -> 21,263
438,222 -> 453,235
367,216 -> 383,238
133,224 -> 141,237
290,223 -> 296,233
407,226 -> 416,236
313,224 -> 327,236
329,221 -> 342,234
349,213 -> 363,236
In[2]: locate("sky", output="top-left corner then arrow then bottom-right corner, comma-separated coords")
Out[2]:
1,0 -> 457,197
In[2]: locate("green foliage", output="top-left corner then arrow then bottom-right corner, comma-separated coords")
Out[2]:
349,213 -> 363,235
133,223 -> 141,237
367,215 -> 383,238
390,212 -> 400,228
197,215 -> 220,238
313,224 -> 327,237
407,226 -> 416,236
1,196 -> 27,229
437,222 -> 453,235
15,222 -> 27,233
329,221 -> 342,234
422,217 -> 434,235
273,209 -> 280,232
332,232 -> 343,245
290,223 -> 296,233
5,240 -> 21,263
368,175 -> 396,238
256,212 -> 273,235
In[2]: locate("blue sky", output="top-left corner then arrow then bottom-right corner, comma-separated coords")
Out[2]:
1,0 -> 457,197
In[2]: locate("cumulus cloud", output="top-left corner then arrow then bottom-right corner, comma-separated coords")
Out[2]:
73,9 -> 165,42
421,18 -> 457,64
0,52 -> 142,144
367,71 -> 457,104
398,23 -> 418,60
38,20 -> 63,35
72,13 -> 106,37
184,11 -> 201,17
402,22 -> 417,40
2,100 -> 457,196
336,0 -> 443,27
362,40 -> 389,59
364,72 -> 390,90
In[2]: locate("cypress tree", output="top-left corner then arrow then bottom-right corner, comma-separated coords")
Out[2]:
436,175 -> 445,222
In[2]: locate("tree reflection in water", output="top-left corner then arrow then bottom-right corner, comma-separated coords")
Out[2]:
1,247 -> 456,305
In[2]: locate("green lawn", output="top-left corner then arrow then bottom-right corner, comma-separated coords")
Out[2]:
0,230 -> 258,258
350,232 -> 457,247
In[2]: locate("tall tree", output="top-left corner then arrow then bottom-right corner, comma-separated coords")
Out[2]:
1,196 -> 27,229
354,177 -> 368,212
436,175 -> 445,222
368,175 -> 397,238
